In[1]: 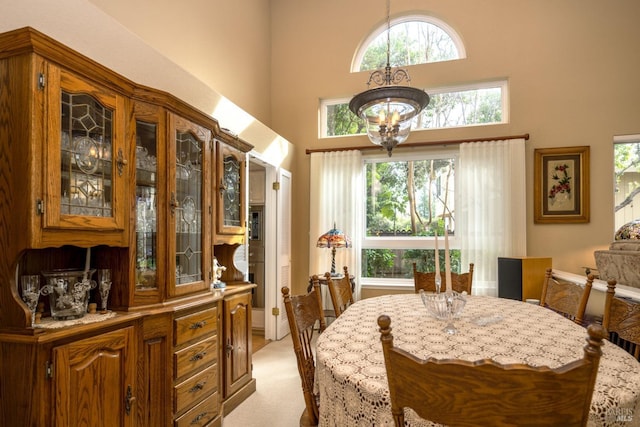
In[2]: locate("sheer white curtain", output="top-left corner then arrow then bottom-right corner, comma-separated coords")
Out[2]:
457,139 -> 526,296
309,151 -> 363,300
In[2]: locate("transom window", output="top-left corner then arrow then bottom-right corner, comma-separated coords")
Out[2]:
321,15 -> 506,139
321,81 -> 508,138
353,15 -> 465,72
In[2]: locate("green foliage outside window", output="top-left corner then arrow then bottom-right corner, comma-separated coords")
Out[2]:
366,159 -> 453,237
362,248 -> 461,279
324,86 -> 503,138
359,21 -> 459,71
362,158 -> 457,279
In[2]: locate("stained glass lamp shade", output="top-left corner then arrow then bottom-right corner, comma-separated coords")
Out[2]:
317,223 -> 352,276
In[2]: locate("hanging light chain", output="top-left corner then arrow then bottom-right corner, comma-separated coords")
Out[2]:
366,0 -> 412,88
348,0 -> 430,156
385,0 -> 391,67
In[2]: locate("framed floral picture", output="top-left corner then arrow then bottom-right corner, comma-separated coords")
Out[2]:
534,146 -> 590,223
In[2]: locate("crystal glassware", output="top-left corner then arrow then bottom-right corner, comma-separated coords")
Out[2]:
41,269 -> 96,320
421,289 -> 467,335
98,269 -> 112,313
21,275 -> 41,327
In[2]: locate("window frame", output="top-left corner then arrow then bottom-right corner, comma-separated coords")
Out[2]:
613,134 -> 640,233
360,147 -> 460,288
319,80 -> 509,139
351,14 -> 467,72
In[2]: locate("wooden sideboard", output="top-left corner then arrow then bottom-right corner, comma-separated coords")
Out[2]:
0,27 -> 255,426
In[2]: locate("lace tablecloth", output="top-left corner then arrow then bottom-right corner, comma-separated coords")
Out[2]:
316,294 -> 640,427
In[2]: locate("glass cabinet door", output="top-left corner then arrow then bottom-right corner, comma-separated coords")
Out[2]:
131,101 -> 165,306
60,91 -> 113,218
135,121 -> 158,291
168,115 -> 211,297
223,154 -> 241,228
44,66 -> 127,234
216,141 -> 246,237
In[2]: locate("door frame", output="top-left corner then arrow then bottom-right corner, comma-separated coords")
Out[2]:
248,154 -> 290,341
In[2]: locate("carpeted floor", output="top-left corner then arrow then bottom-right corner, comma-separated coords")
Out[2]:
222,334 -> 304,426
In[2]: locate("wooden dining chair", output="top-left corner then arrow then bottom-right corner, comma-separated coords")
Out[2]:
539,268 -> 594,326
282,276 -> 327,427
412,262 -> 474,294
603,279 -> 640,361
378,314 -> 606,427
326,267 -> 355,318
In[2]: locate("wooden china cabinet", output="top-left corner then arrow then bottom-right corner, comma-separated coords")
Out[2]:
0,27 -> 256,427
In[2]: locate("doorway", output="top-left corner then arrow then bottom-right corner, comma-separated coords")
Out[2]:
247,153 -> 291,340
248,160 -> 267,333
248,156 -> 291,341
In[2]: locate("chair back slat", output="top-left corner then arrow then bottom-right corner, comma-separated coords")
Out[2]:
603,279 -> 640,361
378,314 -> 605,427
413,262 -> 474,295
327,267 -> 355,318
282,277 -> 326,427
540,268 -> 593,326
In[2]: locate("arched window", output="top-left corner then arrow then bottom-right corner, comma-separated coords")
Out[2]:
353,15 -> 465,72
320,14 -> 506,138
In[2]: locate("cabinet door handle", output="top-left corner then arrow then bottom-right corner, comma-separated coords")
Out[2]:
219,178 -> 226,195
189,351 -> 206,362
226,341 -> 234,355
116,148 -> 128,177
189,321 -> 206,329
125,385 -> 136,416
190,412 -> 209,425
189,381 -> 206,393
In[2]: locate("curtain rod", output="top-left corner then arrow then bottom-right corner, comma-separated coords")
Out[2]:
305,133 -> 530,154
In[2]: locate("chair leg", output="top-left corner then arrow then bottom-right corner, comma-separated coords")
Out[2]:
300,407 -> 318,427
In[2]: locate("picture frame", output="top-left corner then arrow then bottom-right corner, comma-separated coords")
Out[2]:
534,146 -> 590,224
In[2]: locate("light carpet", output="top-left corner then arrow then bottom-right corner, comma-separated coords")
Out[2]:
222,334 -> 304,427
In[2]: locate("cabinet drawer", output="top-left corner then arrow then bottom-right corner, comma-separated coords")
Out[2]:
174,392 -> 219,427
174,308 -> 218,347
174,335 -> 217,380
174,364 -> 218,415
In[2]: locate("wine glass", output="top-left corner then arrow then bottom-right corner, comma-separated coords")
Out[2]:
98,269 -> 112,313
21,275 -> 41,327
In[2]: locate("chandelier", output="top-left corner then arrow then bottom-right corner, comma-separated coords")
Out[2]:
349,0 -> 430,156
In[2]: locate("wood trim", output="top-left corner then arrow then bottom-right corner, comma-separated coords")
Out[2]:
305,133 -> 530,154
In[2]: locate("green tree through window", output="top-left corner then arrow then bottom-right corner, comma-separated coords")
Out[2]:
362,157 -> 459,279
322,16 -> 506,138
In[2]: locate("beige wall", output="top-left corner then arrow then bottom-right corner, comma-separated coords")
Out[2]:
87,0 -> 273,128
270,0 -> 640,293
3,0 -> 639,296
0,0 -> 291,169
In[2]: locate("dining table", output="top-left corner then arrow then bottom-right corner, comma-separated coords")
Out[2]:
315,293 -> 640,427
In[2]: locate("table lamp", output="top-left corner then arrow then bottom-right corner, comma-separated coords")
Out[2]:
316,223 -> 352,276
